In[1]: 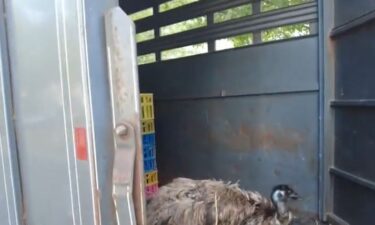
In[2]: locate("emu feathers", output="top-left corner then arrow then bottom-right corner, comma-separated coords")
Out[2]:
147,178 -> 293,225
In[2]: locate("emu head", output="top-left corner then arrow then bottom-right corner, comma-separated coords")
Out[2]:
271,184 -> 300,203
271,184 -> 300,221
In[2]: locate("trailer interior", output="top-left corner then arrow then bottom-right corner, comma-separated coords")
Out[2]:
0,0 -> 374,225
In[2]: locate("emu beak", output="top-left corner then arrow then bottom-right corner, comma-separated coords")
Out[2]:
290,192 -> 300,200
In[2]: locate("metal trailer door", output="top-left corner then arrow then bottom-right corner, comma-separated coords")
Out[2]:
2,0 -> 145,225
5,0 -> 104,224
323,1 -> 375,224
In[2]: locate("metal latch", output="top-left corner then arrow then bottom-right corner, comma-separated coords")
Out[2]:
113,122 -> 136,225
105,6 -> 146,225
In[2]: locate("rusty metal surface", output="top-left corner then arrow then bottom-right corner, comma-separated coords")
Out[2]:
153,93 -> 318,214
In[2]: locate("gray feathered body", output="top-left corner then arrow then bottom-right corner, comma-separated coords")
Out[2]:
147,178 -> 293,225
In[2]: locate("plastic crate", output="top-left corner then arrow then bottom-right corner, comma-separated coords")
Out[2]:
142,119 -> 155,134
141,93 -> 153,104
145,170 -> 158,185
143,133 -> 156,147
145,183 -> 159,199
140,94 -> 154,121
143,144 -> 156,160
144,158 -> 157,172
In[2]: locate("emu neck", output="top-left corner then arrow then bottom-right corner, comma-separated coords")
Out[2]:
271,196 -> 289,220
275,201 -> 288,217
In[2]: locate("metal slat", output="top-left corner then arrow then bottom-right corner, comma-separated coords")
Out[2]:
330,167 -> 375,191
135,0 -> 253,33
139,37 -> 318,100
326,213 -> 350,225
331,99 -> 375,107
331,9 -> 375,38
121,0 -> 178,14
138,3 -> 317,55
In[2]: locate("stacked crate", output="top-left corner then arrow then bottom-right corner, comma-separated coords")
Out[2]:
140,93 -> 159,199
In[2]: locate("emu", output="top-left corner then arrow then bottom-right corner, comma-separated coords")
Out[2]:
147,178 -> 300,225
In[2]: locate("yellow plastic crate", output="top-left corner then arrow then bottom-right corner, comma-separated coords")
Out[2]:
141,93 -> 153,104
140,93 -> 154,120
145,170 -> 158,185
142,119 -> 155,134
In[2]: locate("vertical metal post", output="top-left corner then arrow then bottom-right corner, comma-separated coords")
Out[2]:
0,1 -> 22,224
153,4 -> 161,62
105,7 -> 146,225
207,12 -> 215,52
318,0 -> 335,220
252,1 -> 262,44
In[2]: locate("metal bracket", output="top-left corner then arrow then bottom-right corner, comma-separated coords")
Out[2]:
112,122 -> 136,225
105,6 -> 146,225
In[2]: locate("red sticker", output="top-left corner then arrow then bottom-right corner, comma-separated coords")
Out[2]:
75,128 -> 88,161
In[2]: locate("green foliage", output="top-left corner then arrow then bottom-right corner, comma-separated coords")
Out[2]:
230,33 -> 253,48
159,0 -> 199,12
214,4 -> 252,24
216,33 -> 253,51
261,0 -> 310,12
129,8 -> 153,21
213,4 -> 252,47
130,0 -> 312,63
136,30 -> 155,43
138,53 -> 156,65
262,23 -> 310,42
161,43 -> 207,60
160,16 -> 207,36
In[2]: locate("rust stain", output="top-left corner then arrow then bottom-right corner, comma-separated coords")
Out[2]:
307,148 -> 318,173
180,114 -> 306,154
186,122 -> 305,153
219,124 -> 305,153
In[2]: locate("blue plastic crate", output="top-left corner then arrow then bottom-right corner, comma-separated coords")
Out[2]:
143,133 -> 156,147
143,144 -> 156,160
144,158 -> 157,172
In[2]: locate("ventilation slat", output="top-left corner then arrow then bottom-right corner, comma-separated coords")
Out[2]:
137,2 -> 317,55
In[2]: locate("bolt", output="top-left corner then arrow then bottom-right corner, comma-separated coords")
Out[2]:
115,124 -> 128,139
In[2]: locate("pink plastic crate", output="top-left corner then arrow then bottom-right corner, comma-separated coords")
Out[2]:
145,183 -> 159,199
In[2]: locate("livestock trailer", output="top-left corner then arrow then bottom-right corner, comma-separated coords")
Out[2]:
0,0 -> 374,225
